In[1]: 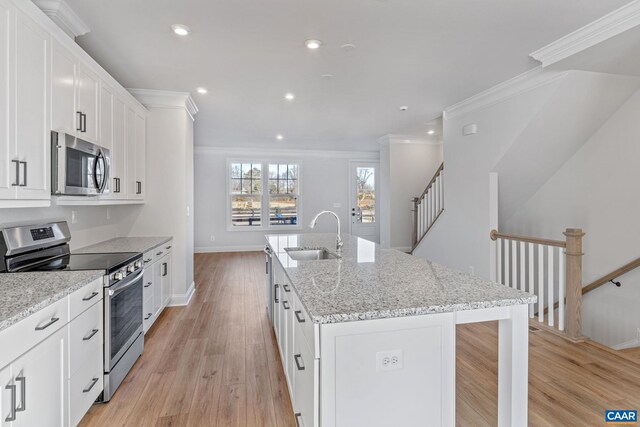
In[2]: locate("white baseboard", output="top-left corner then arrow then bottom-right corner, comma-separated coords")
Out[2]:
392,246 -> 412,253
195,245 -> 264,253
168,281 -> 195,306
612,338 -> 640,350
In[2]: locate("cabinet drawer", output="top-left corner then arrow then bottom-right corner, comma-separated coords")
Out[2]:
0,296 -> 69,369
291,290 -> 318,359
69,302 -> 103,377
143,269 -> 153,301
69,277 -> 104,320
162,240 -> 173,254
294,330 -> 319,427
143,296 -> 154,333
142,249 -> 155,267
69,348 -> 103,427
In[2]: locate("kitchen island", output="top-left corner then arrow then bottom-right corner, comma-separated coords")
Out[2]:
266,233 -> 536,427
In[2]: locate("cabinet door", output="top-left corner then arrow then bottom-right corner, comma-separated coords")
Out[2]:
76,65 -> 99,143
153,260 -> 162,315
12,327 -> 67,427
0,0 -> 15,200
293,336 -> 318,427
14,11 -> 49,200
125,107 -> 137,198
50,40 -> 76,135
111,96 -> 126,198
161,253 -> 172,307
0,365 -> 12,427
143,267 -> 153,306
99,83 -> 113,150
134,112 -> 145,199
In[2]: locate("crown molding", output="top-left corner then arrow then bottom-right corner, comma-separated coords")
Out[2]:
443,67 -> 567,120
530,0 -> 640,67
127,89 -> 199,121
32,0 -> 89,38
194,145 -> 380,160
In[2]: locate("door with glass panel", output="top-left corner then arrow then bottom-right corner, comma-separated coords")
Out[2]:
350,162 -> 379,243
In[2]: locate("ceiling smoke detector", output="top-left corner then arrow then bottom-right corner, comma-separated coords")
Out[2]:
400,106 -> 409,112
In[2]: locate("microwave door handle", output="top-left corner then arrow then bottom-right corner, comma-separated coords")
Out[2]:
93,150 -> 107,192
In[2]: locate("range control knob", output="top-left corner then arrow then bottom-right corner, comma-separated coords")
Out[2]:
127,265 -> 135,273
134,260 -> 142,269
113,272 -> 124,281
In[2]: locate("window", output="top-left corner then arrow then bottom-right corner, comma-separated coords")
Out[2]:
356,167 -> 375,223
230,163 -> 262,227
268,164 -> 298,226
228,161 -> 300,229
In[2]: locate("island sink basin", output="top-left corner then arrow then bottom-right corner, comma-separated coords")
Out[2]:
285,247 -> 340,261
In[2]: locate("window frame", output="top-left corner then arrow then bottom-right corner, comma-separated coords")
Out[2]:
227,159 -> 302,232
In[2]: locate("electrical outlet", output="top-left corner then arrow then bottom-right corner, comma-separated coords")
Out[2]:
210,235 -> 216,242
71,210 -> 77,224
376,350 -> 403,372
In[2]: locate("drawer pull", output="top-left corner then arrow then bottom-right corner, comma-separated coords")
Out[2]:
165,245 -> 172,250
283,284 -> 291,292
144,282 -> 152,288
35,317 -> 60,331
16,376 -> 25,412
294,310 -> 306,323
83,377 -> 99,393
83,328 -> 100,341
295,413 -> 303,427
5,384 -> 16,421
144,313 -> 153,320
283,301 -> 290,310
82,291 -> 100,301
144,258 -> 152,263
156,251 -> 163,256
274,284 -> 279,303
294,354 -> 305,371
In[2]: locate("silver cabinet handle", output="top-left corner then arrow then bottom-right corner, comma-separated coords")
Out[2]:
283,284 -> 291,292
83,328 -> 99,341
83,377 -> 99,393
144,313 -> 153,320
19,161 -> 27,186
295,310 -> 306,323
82,113 -> 87,133
5,384 -> 16,421
144,258 -> 152,263
82,291 -> 99,301
165,245 -> 172,250
274,284 -> 279,303
156,251 -> 163,256
144,281 -> 152,288
294,413 -> 303,427
282,301 -> 290,310
35,317 -> 59,331
11,160 -> 19,186
162,262 -> 168,277
15,376 -> 25,412
294,354 -> 305,371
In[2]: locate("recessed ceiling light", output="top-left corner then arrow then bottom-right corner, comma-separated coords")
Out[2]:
427,130 -> 435,135
196,87 -> 208,94
276,134 -> 284,141
341,43 -> 356,51
284,93 -> 295,101
171,24 -> 191,36
305,39 -> 322,50
400,106 -> 408,111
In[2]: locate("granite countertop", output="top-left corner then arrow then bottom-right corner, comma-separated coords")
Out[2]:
74,236 -> 172,254
266,233 -> 537,324
0,271 -> 104,332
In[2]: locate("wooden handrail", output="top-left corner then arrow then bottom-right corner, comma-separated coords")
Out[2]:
489,229 -> 566,248
582,256 -> 640,295
416,162 -> 444,203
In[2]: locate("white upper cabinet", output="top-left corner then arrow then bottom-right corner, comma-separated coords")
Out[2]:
51,39 -> 76,135
76,65 -> 99,143
134,111 -> 146,199
99,83 -> 113,150
126,107 -> 145,200
14,10 -> 49,201
0,0 -> 13,201
110,95 -> 126,198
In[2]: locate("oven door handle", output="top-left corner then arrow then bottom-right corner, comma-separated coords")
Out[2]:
108,270 -> 143,297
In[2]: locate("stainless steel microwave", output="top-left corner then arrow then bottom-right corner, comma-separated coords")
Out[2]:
51,131 -> 110,196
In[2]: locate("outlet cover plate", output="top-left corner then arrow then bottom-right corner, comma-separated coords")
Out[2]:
376,349 -> 404,372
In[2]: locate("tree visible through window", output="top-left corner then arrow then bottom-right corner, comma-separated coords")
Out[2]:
230,163 -> 262,227
269,164 -> 298,225
357,167 -> 375,223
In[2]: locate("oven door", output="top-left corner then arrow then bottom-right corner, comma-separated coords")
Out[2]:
104,270 -> 143,371
52,132 -> 110,196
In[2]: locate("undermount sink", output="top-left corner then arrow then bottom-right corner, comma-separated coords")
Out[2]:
285,247 -> 341,261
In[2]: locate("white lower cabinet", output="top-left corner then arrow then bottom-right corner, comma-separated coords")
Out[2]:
0,277 -> 105,427
141,240 -> 173,333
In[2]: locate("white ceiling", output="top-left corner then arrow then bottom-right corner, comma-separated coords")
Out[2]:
65,0 -> 630,151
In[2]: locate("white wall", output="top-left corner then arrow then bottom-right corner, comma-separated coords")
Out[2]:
194,147 -> 379,251
504,88 -> 640,348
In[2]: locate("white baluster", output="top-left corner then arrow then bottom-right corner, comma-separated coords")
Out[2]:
528,242 -> 534,318
520,241 -> 525,291
558,249 -> 565,331
538,244 -> 544,323
505,240 -> 511,288
497,238 -> 503,285
547,246 -> 554,327
511,240 -> 517,289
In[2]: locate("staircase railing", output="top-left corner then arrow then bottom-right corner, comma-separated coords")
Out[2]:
412,163 -> 444,252
490,228 -> 584,340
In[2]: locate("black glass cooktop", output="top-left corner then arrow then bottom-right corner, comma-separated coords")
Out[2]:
26,252 -> 140,273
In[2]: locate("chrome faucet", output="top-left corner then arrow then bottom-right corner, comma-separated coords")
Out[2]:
309,210 -> 343,250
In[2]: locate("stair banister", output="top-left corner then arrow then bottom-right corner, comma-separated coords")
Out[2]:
411,162 -> 444,252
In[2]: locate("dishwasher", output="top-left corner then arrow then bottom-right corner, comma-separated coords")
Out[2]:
264,245 -> 274,320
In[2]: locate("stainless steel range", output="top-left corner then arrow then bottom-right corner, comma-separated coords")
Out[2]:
0,221 -> 144,402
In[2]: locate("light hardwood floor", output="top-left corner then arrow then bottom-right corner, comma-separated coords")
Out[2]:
81,252 -> 640,426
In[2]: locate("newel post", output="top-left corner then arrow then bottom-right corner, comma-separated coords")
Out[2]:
411,198 -> 419,250
564,228 -> 585,340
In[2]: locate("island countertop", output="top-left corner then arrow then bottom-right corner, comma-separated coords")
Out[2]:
266,233 -> 536,324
